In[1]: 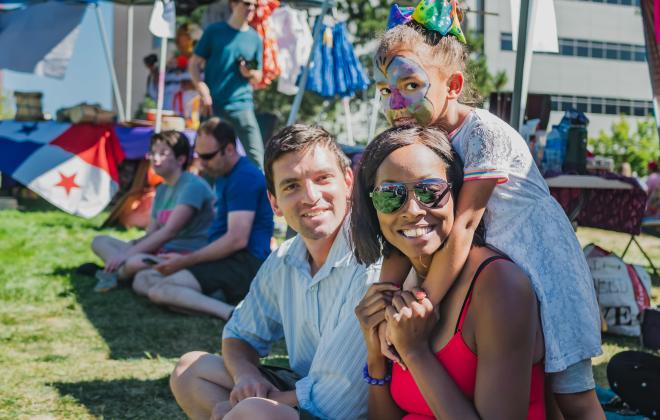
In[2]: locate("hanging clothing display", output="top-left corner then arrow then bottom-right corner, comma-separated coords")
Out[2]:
249,0 -> 281,90
269,5 -> 313,95
306,21 -> 369,98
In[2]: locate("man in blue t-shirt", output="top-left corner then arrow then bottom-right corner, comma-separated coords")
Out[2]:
189,0 -> 264,170
133,118 -> 274,320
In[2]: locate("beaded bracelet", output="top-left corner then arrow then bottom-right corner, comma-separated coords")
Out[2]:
362,362 -> 392,386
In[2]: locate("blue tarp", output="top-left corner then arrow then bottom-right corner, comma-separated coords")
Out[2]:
0,1 -> 87,78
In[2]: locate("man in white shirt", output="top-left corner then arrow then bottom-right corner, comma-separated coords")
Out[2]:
170,124 -> 379,419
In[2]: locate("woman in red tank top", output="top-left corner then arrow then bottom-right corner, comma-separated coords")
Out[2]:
351,126 -> 546,419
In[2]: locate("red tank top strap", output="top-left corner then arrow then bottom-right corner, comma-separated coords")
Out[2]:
454,255 -> 511,333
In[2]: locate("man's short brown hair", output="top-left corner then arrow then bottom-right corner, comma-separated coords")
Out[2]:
198,117 -> 236,151
264,124 -> 350,195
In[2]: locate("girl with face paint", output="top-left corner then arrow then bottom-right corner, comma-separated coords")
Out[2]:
367,2 -> 605,418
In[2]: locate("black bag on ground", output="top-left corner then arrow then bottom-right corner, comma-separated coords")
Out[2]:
607,350 -> 660,418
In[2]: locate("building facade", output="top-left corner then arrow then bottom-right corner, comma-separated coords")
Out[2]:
475,0 -> 654,136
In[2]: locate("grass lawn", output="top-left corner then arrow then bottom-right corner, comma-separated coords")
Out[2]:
1,199 -> 658,419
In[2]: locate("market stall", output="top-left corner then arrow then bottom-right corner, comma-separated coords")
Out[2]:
546,173 -> 656,276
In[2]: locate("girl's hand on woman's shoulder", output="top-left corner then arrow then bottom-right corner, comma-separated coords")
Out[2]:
385,289 -> 437,363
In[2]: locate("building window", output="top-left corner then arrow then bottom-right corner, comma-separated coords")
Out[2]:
550,96 -> 653,116
591,41 -> 604,59
560,39 -> 575,56
618,100 -> 632,115
605,99 -> 618,115
501,32 -> 513,51
502,33 -> 645,63
591,98 -> 604,114
551,96 -> 560,111
576,40 -> 590,57
561,96 -> 575,111
605,42 -> 619,59
619,46 -> 632,61
568,0 -> 639,5
633,101 -> 647,116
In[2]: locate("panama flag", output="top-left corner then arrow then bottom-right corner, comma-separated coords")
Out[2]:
0,121 -> 124,218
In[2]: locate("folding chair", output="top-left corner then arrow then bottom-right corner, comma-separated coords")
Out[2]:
621,225 -> 658,278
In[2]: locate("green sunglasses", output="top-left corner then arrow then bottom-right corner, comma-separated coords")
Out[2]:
369,178 -> 452,214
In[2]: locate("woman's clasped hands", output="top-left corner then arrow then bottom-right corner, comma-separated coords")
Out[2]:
356,283 -> 438,370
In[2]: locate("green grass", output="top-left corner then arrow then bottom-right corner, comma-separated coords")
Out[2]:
0,200 -> 225,419
0,199 -> 658,418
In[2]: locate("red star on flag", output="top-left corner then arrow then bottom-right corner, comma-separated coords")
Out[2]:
55,172 -> 80,195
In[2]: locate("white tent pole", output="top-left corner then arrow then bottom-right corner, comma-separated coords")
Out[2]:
654,98 -> 660,141
155,37 -> 168,133
367,89 -> 380,142
511,0 -> 536,131
286,0 -> 333,126
94,3 -> 126,122
125,4 -> 134,120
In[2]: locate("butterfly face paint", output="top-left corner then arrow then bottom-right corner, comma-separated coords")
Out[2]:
375,54 -> 435,127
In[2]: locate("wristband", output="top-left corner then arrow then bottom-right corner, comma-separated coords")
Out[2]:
362,362 -> 392,386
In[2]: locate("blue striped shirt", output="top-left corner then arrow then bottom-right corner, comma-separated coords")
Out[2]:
223,223 -> 380,419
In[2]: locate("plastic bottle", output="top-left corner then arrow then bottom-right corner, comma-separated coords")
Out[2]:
542,125 -> 563,174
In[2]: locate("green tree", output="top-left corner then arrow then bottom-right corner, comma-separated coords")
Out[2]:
588,116 -> 660,176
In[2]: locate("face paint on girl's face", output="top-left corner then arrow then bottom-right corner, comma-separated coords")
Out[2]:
375,54 -> 435,127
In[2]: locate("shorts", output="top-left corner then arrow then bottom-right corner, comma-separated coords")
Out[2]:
548,359 -> 596,394
258,365 -> 321,420
187,250 -> 262,304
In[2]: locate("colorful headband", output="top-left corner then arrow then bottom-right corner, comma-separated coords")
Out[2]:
387,0 -> 466,44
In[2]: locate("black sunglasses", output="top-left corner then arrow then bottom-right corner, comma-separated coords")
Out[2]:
370,178 -> 452,214
197,148 -> 222,161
